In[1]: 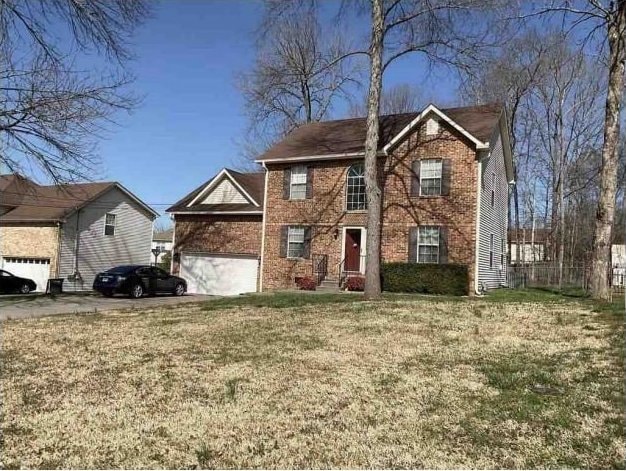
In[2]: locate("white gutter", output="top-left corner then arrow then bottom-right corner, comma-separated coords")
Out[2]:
168,211 -> 263,215
255,150 -> 387,164
258,162 -> 269,292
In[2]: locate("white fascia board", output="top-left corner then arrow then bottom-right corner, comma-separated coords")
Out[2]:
383,104 -> 489,153
187,169 -> 260,208
255,151 -> 387,164
169,211 -> 263,215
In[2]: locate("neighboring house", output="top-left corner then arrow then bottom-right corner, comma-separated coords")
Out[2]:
167,169 -> 264,295
152,229 -> 173,263
0,174 -> 158,292
612,238 -> 625,287
508,228 -> 550,264
168,103 -> 513,295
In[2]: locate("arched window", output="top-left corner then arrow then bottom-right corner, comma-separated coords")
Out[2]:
346,163 -> 366,211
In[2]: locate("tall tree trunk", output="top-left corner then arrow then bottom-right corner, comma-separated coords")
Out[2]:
363,0 -> 384,299
591,0 -> 625,301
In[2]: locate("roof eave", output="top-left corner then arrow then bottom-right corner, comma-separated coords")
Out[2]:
255,150 -> 387,164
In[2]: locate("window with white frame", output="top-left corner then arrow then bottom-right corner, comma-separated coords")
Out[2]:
491,172 -> 496,207
501,238 -> 505,267
287,226 -> 305,258
290,165 -> 307,200
418,226 -> 440,263
489,234 -> 494,268
346,163 -> 367,211
104,213 -> 116,236
420,159 -> 443,196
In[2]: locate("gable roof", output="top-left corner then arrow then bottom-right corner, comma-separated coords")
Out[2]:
167,168 -> 265,215
153,228 -> 174,242
0,175 -> 158,223
256,103 -> 503,162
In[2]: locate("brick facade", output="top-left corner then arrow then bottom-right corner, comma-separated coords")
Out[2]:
261,121 -> 479,291
0,224 -> 60,277
171,214 -> 262,275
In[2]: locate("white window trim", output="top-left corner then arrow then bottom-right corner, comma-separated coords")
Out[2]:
417,226 -> 440,264
289,165 -> 307,200
419,159 -> 443,197
345,163 -> 367,212
287,226 -> 305,259
104,213 -> 116,236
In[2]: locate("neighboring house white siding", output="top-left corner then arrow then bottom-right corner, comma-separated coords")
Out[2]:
477,128 -> 508,289
201,178 -> 247,204
612,244 -> 626,287
59,187 -> 154,290
151,240 -> 173,263
510,242 -> 546,264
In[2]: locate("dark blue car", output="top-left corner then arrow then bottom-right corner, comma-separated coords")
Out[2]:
93,265 -> 186,298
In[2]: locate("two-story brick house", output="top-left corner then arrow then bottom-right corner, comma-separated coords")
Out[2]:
169,103 -> 513,295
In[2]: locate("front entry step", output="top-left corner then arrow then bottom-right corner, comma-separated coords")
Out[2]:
318,278 -> 340,292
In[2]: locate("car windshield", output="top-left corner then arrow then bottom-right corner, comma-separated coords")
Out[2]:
104,266 -> 141,275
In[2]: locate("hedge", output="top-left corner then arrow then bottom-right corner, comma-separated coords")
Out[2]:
381,263 -> 469,296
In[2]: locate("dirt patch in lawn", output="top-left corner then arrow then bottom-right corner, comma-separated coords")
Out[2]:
1,297 -> 623,468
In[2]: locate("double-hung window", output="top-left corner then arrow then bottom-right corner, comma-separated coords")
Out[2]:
491,172 -> 496,207
290,165 -> 307,200
420,159 -> 443,196
418,226 -> 440,263
104,213 -> 116,236
287,226 -> 305,258
501,238 -> 505,267
346,163 -> 366,211
489,234 -> 494,269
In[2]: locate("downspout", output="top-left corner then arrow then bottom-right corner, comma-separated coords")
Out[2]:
73,208 -> 81,284
474,155 -> 484,295
55,221 -> 62,277
258,162 -> 269,292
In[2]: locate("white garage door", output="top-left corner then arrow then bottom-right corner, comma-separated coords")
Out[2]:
180,253 -> 258,295
2,257 -> 51,292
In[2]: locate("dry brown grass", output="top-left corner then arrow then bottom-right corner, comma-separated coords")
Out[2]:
1,296 -> 624,469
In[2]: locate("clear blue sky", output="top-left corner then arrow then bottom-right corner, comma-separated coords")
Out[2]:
96,0 -> 459,225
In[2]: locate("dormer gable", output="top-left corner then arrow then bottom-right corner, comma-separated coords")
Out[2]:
187,169 -> 260,208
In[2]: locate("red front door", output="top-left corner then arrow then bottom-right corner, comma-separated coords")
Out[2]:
345,229 -> 362,272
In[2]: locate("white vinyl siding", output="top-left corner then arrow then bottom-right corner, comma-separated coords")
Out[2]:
477,128 -> 509,289
290,166 -> 307,200
418,226 -> 440,263
420,159 -> 443,196
287,226 -> 305,258
201,178 -> 247,204
59,187 -> 154,291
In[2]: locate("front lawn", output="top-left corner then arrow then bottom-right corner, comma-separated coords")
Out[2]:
1,293 -> 623,468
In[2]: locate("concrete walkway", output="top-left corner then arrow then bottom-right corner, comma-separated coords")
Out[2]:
0,293 -> 212,321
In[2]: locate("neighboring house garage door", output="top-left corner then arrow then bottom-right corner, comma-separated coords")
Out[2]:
2,257 -> 51,292
180,253 -> 258,295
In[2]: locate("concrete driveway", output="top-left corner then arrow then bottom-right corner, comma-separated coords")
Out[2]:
0,293 -> 212,321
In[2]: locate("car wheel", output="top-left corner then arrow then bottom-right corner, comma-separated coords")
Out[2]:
129,284 -> 143,299
174,283 -> 185,296
19,283 -> 31,294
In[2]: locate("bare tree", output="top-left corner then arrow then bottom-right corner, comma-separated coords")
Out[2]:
523,1 -> 626,300
0,0 -> 150,183
354,0 -> 495,298
238,3 -> 363,158
348,82 -> 427,116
